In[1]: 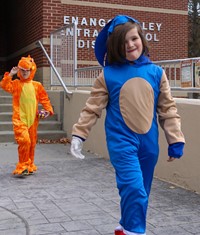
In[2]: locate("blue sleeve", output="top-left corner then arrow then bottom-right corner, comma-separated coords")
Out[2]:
168,142 -> 185,158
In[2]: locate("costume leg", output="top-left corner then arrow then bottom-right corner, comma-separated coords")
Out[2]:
110,149 -> 147,234
139,151 -> 158,197
29,146 -> 37,172
139,133 -> 159,196
28,122 -> 38,172
110,141 -> 158,234
13,123 -> 31,175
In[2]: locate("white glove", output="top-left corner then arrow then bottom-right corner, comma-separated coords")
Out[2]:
70,136 -> 85,159
9,67 -> 18,77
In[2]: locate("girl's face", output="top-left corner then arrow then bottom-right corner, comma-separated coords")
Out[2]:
125,27 -> 143,61
19,68 -> 31,79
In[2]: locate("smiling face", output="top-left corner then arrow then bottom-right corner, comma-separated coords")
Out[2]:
125,27 -> 143,61
107,21 -> 149,65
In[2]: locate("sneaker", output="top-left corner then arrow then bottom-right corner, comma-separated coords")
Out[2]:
115,229 -> 126,235
21,169 -> 29,176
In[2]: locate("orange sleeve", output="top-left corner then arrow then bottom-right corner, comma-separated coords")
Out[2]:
0,72 -> 14,94
37,83 -> 54,115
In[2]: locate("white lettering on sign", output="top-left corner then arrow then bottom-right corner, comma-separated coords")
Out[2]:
141,22 -> 162,32
78,40 -> 96,49
145,33 -> 159,42
63,16 -> 162,49
63,16 -> 108,27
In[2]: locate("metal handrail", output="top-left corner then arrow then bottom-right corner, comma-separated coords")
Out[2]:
171,87 -> 200,92
154,57 -> 200,64
36,40 -> 72,98
74,57 -> 200,92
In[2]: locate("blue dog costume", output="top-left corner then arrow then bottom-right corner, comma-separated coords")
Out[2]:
72,15 -> 185,234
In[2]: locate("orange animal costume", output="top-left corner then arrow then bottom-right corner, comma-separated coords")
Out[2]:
0,55 -> 54,175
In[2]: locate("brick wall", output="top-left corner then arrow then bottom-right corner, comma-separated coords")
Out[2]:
0,0 -> 188,85
0,0 -> 7,74
0,0 -> 63,80
60,0 -> 188,62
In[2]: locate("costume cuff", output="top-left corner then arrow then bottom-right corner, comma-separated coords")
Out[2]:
72,135 -> 86,142
168,142 -> 185,158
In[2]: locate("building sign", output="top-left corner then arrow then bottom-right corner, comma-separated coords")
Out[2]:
194,60 -> 200,87
180,60 -> 193,87
63,16 -> 162,49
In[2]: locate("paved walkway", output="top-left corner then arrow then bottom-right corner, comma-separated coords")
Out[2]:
0,142 -> 200,235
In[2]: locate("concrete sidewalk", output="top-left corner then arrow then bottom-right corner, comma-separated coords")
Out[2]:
0,142 -> 200,235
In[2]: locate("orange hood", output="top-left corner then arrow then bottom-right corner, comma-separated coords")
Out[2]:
17,55 -> 37,82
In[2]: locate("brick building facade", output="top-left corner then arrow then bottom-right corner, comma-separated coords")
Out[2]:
0,0 -> 188,88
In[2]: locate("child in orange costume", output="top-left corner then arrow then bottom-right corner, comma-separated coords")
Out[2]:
0,55 -> 54,175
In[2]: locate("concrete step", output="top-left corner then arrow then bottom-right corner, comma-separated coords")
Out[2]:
0,96 -> 12,104
0,130 -> 67,143
0,89 -> 66,143
0,121 -> 63,131
0,103 -> 47,112
0,112 -> 59,121
0,104 -> 12,112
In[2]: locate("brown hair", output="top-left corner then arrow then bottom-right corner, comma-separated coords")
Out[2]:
106,21 -> 149,65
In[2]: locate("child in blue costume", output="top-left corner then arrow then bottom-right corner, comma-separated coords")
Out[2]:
70,15 -> 185,235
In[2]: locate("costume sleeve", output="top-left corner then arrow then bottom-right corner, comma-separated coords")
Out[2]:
0,72 -> 14,94
72,71 -> 108,139
157,71 -> 185,144
38,83 -> 54,115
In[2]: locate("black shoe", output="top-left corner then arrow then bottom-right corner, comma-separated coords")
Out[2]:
21,169 -> 29,176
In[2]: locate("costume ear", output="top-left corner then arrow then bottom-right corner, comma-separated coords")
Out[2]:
95,20 -> 112,67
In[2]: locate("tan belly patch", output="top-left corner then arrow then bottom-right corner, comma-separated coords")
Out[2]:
119,77 -> 154,134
